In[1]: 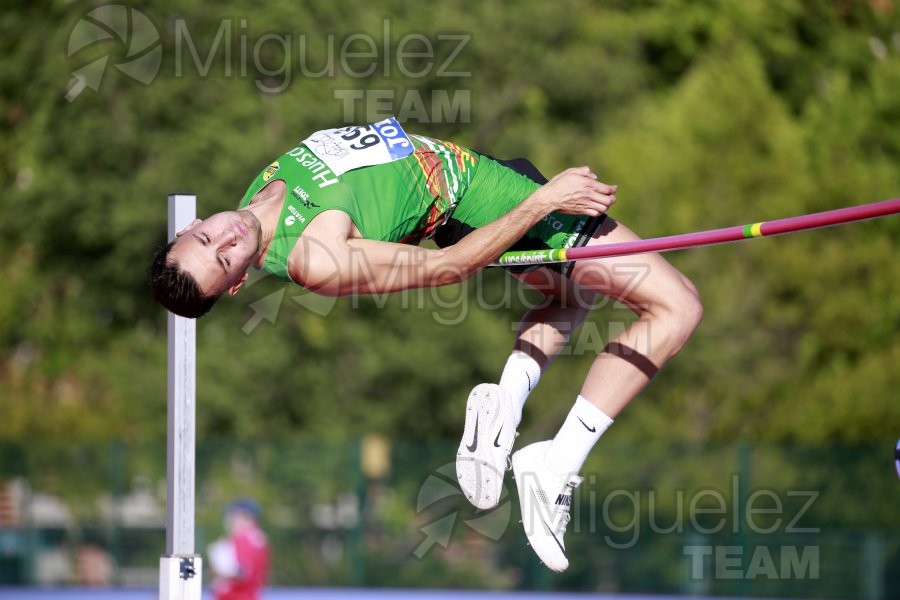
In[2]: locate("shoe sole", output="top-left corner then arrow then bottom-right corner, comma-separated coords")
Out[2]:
456,384 -> 506,510
511,446 -> 569,573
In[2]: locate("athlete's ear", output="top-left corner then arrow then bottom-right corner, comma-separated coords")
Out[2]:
226,271 -> 249,297
176,219 -> 202,237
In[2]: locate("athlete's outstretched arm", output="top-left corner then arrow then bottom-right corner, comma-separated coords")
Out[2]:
297,167 -> 617,296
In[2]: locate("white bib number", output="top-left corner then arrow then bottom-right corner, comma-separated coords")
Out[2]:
302,117 -> 414,176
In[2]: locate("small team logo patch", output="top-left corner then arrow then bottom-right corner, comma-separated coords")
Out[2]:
284,204 -> 306,228
263,161 -> 280,181
291,185 -> 320,208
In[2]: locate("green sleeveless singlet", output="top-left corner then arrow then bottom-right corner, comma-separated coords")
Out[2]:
238,124 -> 600,283
238,134 -> 480,282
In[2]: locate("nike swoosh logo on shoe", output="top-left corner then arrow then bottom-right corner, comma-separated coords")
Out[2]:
493,425 -> 503,448
577,417 -> 596,433
530,489 -> 566,554
466,415 -> 479,452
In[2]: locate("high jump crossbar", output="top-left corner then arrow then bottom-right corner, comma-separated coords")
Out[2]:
160,193 -> 203,600
494,197 -> 900,266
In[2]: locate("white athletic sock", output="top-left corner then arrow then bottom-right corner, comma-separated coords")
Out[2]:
498,351 -> 541,425
544,395 -> 614,476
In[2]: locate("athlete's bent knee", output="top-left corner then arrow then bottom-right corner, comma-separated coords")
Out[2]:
669,277 -> 703,344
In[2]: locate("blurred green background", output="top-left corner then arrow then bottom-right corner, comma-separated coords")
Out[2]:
1,0 -> 899,595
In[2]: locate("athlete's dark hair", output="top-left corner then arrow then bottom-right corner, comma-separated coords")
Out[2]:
149,241 -> 219,319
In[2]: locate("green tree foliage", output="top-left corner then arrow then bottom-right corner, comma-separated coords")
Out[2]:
0,0 -> 898,448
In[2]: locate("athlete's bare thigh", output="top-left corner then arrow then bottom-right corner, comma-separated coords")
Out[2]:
568,217 -> 698,314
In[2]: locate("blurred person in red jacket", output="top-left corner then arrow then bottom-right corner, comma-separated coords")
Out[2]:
208,499 -> 269,600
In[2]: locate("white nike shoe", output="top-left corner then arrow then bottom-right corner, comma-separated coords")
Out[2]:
456,383 -> 519,510
512,441 -> 582,573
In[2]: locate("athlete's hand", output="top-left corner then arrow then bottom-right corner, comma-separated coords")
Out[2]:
533,166 -> 617,217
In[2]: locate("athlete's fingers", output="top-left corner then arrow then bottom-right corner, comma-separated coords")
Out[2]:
564,166 -> 597,179
572,165 -> 594,175
576,200 -> 608,216
594,194 -> 617,212
590,192 -> 615,203
593,182 -> 617,195
584,191 -> 616,206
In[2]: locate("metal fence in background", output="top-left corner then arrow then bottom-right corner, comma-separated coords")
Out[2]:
0,438 -> 897,598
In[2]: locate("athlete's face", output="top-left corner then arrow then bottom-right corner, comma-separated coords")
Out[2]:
169,210 -> 261,297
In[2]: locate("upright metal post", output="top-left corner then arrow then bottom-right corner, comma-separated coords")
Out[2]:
160,194 -> 202,600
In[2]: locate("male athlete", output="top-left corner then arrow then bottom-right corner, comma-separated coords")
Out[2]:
150,118 -> 703,572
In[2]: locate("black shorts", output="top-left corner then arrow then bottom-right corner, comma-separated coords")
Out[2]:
432,153 -> 605,278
